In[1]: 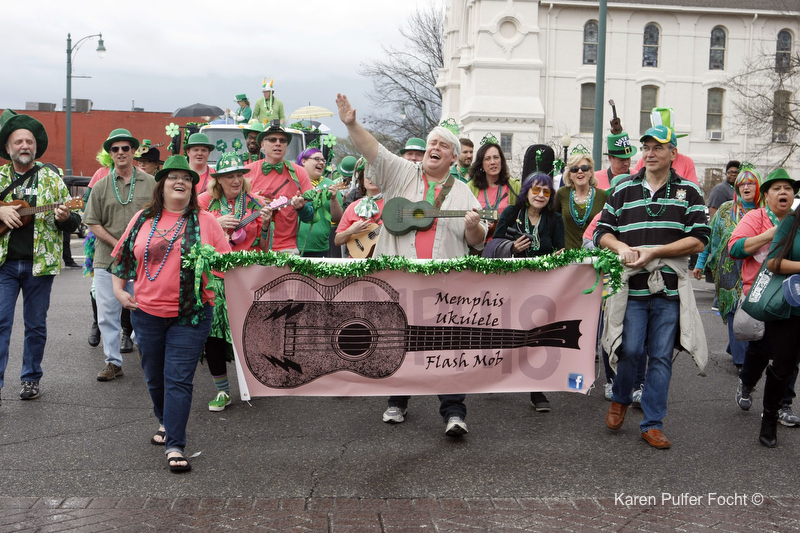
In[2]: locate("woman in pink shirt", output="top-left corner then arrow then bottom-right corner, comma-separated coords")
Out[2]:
111,156 -> 231,473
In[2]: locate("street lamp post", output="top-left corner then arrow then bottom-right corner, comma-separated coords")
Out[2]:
560,133 -> 572,168
400,100 -> 427,139
65,32 -> 105,176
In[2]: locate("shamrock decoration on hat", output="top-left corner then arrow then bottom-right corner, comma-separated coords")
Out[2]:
439,118 -> 461,136
480,133 -> 499,146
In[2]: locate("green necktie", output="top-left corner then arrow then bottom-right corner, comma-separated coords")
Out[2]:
425,180 -> 439,204
262,162 -> 285,175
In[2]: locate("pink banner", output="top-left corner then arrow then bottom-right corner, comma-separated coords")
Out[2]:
225,262 -> 602,399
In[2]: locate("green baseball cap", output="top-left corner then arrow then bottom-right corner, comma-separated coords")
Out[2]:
639,125 -> 677,145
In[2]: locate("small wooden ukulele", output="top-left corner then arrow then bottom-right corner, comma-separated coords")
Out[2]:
0,198 -> 84,236
347,223 -> 382,258
609,100 -> 623,135
382,197 -> 497,236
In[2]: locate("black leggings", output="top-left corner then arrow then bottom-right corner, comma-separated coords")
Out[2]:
204,336 -> 230,376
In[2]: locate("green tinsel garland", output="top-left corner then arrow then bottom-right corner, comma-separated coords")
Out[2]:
185,246 -> 624,297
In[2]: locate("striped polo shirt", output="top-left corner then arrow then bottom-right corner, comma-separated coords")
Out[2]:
594,168 -> 710,300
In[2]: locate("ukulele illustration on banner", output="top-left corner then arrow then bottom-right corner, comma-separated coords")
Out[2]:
241,273 -> 583,388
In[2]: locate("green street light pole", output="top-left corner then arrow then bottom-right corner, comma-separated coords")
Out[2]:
592,0 -> 607,170
65,32 -> 106,176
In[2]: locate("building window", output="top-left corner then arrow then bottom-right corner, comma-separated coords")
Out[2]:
643,24 -> 659,67
774,90 -> 790,141
709,27 -> 726,70
639,85 -> 659,135
583,21 -> 598,65
706,88 -> 724,131
777,30 -> 792,71
580,83 -> 595,133
500,133 -> 513,159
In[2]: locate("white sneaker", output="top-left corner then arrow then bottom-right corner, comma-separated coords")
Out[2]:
604,381 -> 613,401
445,416 -> 468,436
382,406 -> 407,424
632,386 -> 643,406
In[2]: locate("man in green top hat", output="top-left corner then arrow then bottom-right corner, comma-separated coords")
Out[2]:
184,133 -> 215,194
85,128 -> 157,382
399,137 -> 426,163
226,94 -> 252,125
242,122 -> 264,164
0,109 -> 82,401
596,131 -> 637,190
252,78 -> 286,125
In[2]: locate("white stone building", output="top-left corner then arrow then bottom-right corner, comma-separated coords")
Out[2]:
437,0 -> 799,189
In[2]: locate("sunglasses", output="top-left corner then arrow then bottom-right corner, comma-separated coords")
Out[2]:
110,145 -> 131,153
265,137 -> 288,144
530,186 -> 552,198
570,165 -> 591,173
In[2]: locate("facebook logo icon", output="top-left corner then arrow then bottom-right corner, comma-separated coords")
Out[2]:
568,373 -> 584,390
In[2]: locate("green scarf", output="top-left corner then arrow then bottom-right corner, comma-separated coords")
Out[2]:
111,208 -> 204,326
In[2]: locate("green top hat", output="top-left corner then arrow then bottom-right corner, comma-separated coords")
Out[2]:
649,107 -> 689,142
760,168 -> 799,194
338,156 -> 358,177
212,152 -> 251,177
399,137 -> 426,155
640,125 -> 677,145
155,155 -> 199,184
235,94 -> 248,102
0,109 -> 49,160
256,120 -> 292,146
604,132 -> 637,159
242,121 -> 264,138
184,133 -> 215,151
103,128 -> 140,153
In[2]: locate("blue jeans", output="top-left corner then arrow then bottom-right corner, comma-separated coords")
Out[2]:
95,268 -> 133,366
725,311 -> 747,366
611,296 -> 680,432
131,304 -> 212,454
388,395 -> 467,422
0,260 -> 54,388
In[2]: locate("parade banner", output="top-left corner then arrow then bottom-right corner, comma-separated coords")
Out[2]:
224,260 -> 605,399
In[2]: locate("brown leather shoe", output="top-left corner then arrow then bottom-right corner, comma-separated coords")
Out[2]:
606,402 -> 627,430
641,428 -> 671,449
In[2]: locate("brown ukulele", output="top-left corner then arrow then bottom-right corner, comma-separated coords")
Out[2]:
0,198 -> 84,235
346,222 -> 382,258
609,100 -> 623,134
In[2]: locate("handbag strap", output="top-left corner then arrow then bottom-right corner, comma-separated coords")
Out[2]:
0,165 -> 40,201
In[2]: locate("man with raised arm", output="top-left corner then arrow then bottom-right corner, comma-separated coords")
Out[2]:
336,93 -> 486,437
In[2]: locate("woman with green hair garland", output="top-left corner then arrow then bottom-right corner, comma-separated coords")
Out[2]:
692,165 -> 764,369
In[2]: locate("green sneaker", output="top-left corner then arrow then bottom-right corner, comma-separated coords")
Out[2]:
208,391 -> 231,412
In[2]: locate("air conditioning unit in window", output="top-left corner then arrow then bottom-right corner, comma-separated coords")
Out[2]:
707,131 -> 723,141
775,133 -> 790,143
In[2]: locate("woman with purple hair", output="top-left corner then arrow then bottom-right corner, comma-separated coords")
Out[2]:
484,172 -> 564,413
296,148 -> 344,257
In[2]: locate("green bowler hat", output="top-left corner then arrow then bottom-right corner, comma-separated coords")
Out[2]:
235,93 -> 248,102
604,132 -> 637,159
213,152 -> 251,177
399,137 -> 426,155
184,133 -> 215,151
103,128 -> 140,153
155,155 -> 200,184
256,120 -> 292,146
242,121 -> 264,139
0,109 -> 49,160
760,168 -> 800,194
338,156 -> 358,177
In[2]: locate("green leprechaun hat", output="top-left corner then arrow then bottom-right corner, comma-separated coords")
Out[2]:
604,132 -> 637,159
212,152 -> 251,177
0,109 -> 49,160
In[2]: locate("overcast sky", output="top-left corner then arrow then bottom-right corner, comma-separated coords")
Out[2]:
3,0 -> 426,137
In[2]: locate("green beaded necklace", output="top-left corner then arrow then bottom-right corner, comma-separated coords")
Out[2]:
569,186 -> 595,227
642,177 -> 671,218
112,168 -> 137,205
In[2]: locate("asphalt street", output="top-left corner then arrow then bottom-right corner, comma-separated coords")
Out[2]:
0,242 -> 798,530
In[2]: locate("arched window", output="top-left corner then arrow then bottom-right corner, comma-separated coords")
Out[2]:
643,24 -> 659,67
709,27 -> 726,70
639,85 -> 659,135
580,83 -> 595,133
777,30 -> 792,71
774,90 -> 790,141
583,21 -> 598,65
706,88 -> 724,131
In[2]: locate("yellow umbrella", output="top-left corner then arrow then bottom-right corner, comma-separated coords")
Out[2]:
288,105 -> 335,120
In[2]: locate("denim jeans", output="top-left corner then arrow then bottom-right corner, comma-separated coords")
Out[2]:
94,268 -> 133,367
131,304 -> 213,454
0,260 -> 54,388
388,395 -> 467,422
611,296 -> 680,432
725,311 -> 748,366
740,335 -> 798,406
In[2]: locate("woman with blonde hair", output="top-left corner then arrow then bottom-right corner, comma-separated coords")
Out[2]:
554,151 -> 607,250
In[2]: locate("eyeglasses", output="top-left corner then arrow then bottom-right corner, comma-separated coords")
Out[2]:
166,174 -> 193,183
530,186 -> 552,198
570,165 -> 591,173
110,145 -> 131,153
726,170 -> 739,175
265,136 -> 288,144
307,156 -> 325,162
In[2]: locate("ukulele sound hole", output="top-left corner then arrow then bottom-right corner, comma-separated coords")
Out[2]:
333,319 -> 377,361
412,209 -> 425,220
